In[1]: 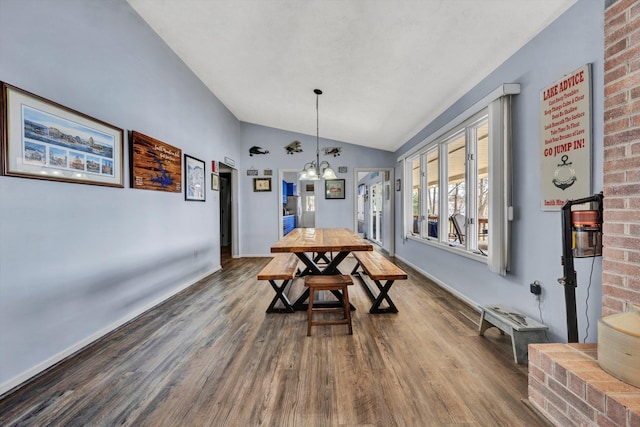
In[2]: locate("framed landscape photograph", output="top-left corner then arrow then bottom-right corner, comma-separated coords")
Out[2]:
1,82 -> 124,187
325,179 -> 345,199
184,154 -> 205,201
131,131 -> 182,192
253,177 -> 271,192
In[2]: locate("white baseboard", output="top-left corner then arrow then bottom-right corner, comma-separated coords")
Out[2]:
0,266 -> 220,397
393,254 -> 481,312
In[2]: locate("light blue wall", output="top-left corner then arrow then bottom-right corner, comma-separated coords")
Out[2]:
239,122 -> 394,256
0,0 -> 240,392
0,0 -> 605,395
393,0 -> 604,343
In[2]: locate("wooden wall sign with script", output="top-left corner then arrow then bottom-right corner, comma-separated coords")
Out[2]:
131,131 -> 182,192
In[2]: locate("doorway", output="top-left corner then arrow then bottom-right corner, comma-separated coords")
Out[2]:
370,180 -> 383,245
219,163 -> 238,265
279,169 -> 316,237
299,180 -> 316,228
354,168 -> 394,256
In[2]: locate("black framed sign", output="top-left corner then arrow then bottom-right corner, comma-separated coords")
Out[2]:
325,179 -> 345,199
184,154 -> 205,201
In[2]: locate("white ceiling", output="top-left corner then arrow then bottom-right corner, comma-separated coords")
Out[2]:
127,0 -> 576,152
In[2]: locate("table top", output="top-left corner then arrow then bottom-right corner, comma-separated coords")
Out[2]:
271,228 -> 373,253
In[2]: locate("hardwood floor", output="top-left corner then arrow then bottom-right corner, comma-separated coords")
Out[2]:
0,254 -> 545,426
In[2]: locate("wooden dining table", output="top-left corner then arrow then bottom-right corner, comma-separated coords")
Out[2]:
270,227 -> 373,311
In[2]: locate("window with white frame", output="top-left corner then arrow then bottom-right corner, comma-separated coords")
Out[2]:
403,87 -> 516,275
408,113 -> 486,251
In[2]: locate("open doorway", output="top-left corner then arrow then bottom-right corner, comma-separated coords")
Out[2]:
279,169 -> 317,237
354,168 -> 395,256
219,163 -> 238,266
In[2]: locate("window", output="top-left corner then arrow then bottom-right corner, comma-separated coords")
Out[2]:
402,86 -> 516,275
408,114 -> 486,253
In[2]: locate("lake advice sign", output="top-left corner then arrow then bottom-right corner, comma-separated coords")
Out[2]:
540,64 -> 592,211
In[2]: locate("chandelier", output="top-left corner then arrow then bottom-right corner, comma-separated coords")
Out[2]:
299,89 -> 336,181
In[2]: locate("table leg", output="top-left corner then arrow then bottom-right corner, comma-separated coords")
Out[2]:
295,253 -> 322,276
323,251 -> 349,275
295,251 -> 347,276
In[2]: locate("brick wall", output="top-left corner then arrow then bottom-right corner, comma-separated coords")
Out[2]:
603,0 -> 640,316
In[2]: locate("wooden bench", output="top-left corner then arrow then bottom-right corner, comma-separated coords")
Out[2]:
350,251 -> 407,313
478,304 -> 548,364
257,253 -> 299,313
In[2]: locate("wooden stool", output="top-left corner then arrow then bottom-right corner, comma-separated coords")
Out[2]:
304,275 -> 353,336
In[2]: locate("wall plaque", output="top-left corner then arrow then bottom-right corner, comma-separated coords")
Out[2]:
131,131 -> 181,192
540,64 -> 592,211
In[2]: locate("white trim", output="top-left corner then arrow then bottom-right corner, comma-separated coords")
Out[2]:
394,254 -> 481,311
397,84 -> 520,162
0,267 -> 220,396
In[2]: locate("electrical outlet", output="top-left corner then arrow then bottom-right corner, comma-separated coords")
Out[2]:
530,281 -> 542,295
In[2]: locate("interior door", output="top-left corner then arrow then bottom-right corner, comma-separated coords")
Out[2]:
299,180 -> 316,228
370,181 -> 383,244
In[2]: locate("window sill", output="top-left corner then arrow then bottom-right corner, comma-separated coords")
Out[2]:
405,234 -> 488,263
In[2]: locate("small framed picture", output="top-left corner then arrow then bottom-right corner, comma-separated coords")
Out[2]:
254,177 -> 272,192
325,179 -> 345,199
184,154 -> 205,201
211,173 -> 219,191
396,179 -> 401,191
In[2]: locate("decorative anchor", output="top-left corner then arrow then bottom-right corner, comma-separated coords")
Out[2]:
552,154 -> 577,190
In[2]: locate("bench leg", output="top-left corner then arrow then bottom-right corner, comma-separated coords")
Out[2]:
370,279 -> 398,314
478,311 -> 493,336
512,330 -> 546,364
350,261 -> 361,275
266,279 -> 294,313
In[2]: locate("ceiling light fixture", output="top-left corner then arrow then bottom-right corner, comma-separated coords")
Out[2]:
300,89 -> 336,181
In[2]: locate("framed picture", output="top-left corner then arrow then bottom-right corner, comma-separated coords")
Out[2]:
325,179 -> 345,199
184,154 -> 205,201
254,177 -> 271,192
211,173 -> 219,191
396,179 -> 401,191
1,82 -> 124,187
131,131 -> 182,192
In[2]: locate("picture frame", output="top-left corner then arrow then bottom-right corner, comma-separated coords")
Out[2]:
184,154 -> 205,201
1,82 -> 124,187
254,177 -> 272,192
211,173 -> 219,191
325,179 -> 345,199
131,131 -> 182,192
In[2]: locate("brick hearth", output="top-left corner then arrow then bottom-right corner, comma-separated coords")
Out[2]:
528,343 -> 640,426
